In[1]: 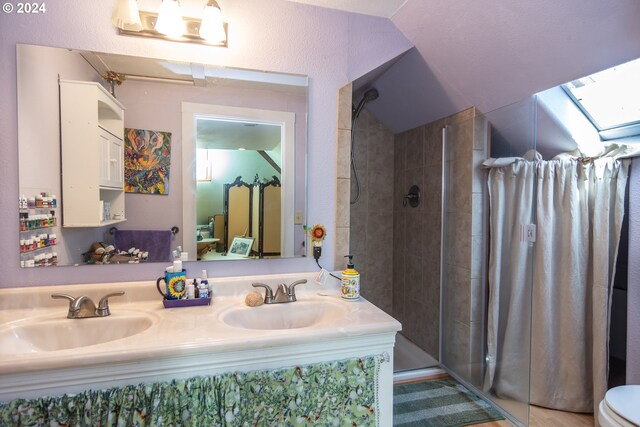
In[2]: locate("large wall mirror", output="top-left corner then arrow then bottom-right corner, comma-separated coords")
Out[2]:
17,44 -> 308,268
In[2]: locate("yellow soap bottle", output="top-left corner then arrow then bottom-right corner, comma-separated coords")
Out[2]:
341,255 -> 360,301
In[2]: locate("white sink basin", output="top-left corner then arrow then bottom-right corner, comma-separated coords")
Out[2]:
221,299 -> 349,330
0,312 -> 157,354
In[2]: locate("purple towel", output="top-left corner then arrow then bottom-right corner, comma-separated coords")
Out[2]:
114,230 -> 172,262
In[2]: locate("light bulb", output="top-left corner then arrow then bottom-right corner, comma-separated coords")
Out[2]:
111,0 -> 143,31
199,1 -> 226,43
155,0 -> 185,38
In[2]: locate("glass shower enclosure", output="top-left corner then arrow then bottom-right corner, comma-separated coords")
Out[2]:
440,97 -> 538,426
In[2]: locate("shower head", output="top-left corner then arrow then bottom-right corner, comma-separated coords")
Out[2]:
353,88 -> 379,119
362,88 -> 379,102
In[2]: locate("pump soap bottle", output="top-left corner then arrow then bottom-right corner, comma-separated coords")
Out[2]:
341,255 -> 360,301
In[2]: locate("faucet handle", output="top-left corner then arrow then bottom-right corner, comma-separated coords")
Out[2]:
252,283 -> 273,303
51,293 -> 76,309
287,279 -> 307,301
51,294 -> 85,318
97,291 -> 125,316
51,293 -> 75,302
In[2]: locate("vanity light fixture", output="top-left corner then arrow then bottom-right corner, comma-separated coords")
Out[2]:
112,0 -> 228,47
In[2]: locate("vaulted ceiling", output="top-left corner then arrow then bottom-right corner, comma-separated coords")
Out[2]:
290,0 -> 640,134
281,0 -> 406,18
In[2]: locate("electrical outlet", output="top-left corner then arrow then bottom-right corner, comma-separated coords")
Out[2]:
313,246 -> 322,260
294,211 -> 303,225
520,224 -> 537,242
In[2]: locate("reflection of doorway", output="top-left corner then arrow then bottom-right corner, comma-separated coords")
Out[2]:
196,120 -> 281,256
182,103 -> 295,260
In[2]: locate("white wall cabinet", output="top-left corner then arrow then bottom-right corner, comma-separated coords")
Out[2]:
60,80 -> 126,227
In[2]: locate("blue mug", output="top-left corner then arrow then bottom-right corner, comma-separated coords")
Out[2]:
156,270 -> 186,300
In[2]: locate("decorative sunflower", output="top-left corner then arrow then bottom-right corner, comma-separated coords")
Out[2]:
167,275 -> 186,298
310,224 -> 327,243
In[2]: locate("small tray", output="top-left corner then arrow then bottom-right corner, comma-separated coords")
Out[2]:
162,297 -> 211,308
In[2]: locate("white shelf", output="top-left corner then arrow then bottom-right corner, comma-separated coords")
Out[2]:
62,218 -> 127,228
20,243 -> 56,255
19,225 -> 56,233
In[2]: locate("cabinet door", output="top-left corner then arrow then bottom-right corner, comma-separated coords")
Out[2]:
108,137 -> 123,188
99,131 -> 110,185
98,127 -> 124,189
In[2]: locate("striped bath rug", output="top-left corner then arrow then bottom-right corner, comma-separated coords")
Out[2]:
393,377 -> 504,426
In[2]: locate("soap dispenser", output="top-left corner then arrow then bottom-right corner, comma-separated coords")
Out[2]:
341,255 -> 360,301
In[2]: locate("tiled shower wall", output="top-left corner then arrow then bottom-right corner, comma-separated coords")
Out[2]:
392,107 -> 480,359
440,111 -> 489,384
343,88 -> 484,361
348,109 -> 395,314
335,84 -> 353,271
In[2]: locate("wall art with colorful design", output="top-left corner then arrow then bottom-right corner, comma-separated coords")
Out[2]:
124,128 -> 171,194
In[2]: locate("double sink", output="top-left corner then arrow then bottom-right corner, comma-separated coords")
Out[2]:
0,274 -> 401,405
0,292 -> 349,353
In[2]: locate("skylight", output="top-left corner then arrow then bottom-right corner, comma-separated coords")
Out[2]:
563,58 -> 640,139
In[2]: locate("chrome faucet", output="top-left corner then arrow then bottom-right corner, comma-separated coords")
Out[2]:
51,291 -> 125,319
251,283 -> 274,304
252,279 -> 306,304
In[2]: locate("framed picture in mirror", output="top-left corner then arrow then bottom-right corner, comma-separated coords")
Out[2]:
228,237 -> 253,258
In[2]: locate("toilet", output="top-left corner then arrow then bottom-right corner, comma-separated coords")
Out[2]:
598,385 -> 640,427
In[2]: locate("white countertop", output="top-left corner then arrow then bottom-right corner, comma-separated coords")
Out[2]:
0,272 -> 401,376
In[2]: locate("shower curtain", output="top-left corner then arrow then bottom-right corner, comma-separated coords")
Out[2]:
486,157 -> 629,413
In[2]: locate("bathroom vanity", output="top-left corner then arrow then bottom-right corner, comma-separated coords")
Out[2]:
0,272 -> 400,424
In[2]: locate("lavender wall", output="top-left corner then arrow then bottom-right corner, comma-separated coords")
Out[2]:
0,0 -> 412,287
